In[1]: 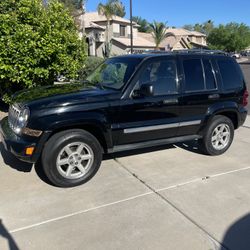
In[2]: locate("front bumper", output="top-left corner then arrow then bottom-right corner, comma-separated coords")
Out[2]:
0,117 -> 49,163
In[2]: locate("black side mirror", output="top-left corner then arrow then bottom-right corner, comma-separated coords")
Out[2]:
139,83 -> 154,97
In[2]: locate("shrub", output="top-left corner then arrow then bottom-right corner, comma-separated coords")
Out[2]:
78,56 -> 104,81
0,0 -> 87,102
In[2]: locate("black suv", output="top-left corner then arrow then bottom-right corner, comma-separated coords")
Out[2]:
0,51 -> 248,187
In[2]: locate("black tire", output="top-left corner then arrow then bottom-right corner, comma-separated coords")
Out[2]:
42,129 -> 103,188
199,115 -> 234,156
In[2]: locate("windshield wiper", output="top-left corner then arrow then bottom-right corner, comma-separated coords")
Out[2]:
95,83 -> 105,90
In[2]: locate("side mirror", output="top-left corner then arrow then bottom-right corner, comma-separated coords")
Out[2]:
133,83 -> 154,98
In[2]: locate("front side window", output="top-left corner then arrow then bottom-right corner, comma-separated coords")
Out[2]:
86,58 -> 142,90
217,59 -> 244,90
137,59 -> 178,95
183,59 -> 205,92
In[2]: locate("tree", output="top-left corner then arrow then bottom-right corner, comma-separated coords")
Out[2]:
149,21 -> 168,50
132,16 -> 150,33
183,20 -> 214,35
202,20 -> 214,35
98,0 -> 125,57
207,23 -> 250,52
0,0 -> 86,101
182,24 -> 193,31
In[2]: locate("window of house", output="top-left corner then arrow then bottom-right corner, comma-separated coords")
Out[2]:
120,25 -> 126,37
183,59 -> 205,92
137,59 -> 178,95
203,59 -> 217,90
217,59 -> 244,90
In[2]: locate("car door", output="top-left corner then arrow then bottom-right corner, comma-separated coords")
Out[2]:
113,56 -> 181,146
177,55 -> 220,136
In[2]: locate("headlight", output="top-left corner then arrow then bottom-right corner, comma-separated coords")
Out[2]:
15,107 -> 30,134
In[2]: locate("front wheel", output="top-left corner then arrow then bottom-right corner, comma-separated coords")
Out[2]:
42,129 -> 103,187
199,115 -> 234,156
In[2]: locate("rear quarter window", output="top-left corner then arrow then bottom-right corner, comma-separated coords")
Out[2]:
217,59 -> 244,90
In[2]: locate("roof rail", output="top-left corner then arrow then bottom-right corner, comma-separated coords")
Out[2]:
173,49 -> 229,55
144,49 -> 229,56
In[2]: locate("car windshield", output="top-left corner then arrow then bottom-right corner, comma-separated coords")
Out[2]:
86,57 -> 142,90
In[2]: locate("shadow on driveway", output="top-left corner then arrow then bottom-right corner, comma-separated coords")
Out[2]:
0,138 -> 204,186
0,143 -> 32,172
221,213 -> 250,250
0,219 -> 19,250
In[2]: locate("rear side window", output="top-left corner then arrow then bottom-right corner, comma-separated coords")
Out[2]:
183,59 -> 205,92
217,59 -> 244,90
203,59 -> 217,90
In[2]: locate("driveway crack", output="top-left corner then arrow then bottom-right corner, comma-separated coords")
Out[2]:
114,158 -> 230,250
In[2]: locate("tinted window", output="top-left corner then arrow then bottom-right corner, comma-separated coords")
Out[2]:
183,59 -> 205,91
218,60 -> 243,90
138,59 -> 177,95
203,59 -> 216,90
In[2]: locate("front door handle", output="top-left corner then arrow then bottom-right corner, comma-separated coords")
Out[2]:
162,99 -> 179,104
208,94 -> 220,100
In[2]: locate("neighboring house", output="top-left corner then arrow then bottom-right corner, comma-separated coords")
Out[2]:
139,28 -> 207,51
82,12 -> 207,57
83,12 -> 155,57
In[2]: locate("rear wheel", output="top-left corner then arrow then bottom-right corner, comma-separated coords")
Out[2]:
199,115 -> 234,156
42,129 -> 102,187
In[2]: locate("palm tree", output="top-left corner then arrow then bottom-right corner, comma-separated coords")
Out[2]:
98,0 -> 125,57
150,21 -> 168,50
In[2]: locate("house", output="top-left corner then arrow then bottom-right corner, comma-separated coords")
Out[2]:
139,28 -> 207,51
82,12 -> 207,57
82,12 -> 156,57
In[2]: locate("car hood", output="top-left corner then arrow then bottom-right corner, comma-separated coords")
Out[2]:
12,83 -> 119,109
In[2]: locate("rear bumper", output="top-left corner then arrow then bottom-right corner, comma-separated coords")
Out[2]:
238,107 -> 248,127
0,117 -> 49,163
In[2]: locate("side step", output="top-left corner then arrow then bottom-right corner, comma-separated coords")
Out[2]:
108,135 -> 201,153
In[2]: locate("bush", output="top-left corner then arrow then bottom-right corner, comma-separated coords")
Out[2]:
78,56 -> 104,81
0,0 -> 87,102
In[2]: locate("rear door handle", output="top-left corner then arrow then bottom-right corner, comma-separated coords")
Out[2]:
208,94 -> 220,100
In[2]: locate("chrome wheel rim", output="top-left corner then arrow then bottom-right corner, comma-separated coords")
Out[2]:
211,123 -> 231,150
56,142 -> 94,179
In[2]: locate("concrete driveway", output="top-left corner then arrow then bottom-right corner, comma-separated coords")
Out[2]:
0,116 -> 249,250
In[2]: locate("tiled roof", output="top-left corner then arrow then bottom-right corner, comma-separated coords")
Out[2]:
84,12 -> 138,26
112,37 -> 155,48
85,22 -> 105,30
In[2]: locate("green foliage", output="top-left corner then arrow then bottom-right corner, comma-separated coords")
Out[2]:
59,0 -> 85,11
207,23 -> 250,52
98,0 -> 126,19
132,16 -> 150,33
0,0 -> 87,100
149,21 -> 168,49
183,20 -> 214,35
78,56 -> 104,80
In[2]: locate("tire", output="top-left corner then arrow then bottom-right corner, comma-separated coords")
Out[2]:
199,115 -> 234,156
42,129 -> 103,188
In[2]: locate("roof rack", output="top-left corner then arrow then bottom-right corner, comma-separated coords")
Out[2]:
173,49 -> 229,55
144,49 -> 229,56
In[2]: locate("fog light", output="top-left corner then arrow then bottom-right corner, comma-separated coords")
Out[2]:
25,147 -> 35,156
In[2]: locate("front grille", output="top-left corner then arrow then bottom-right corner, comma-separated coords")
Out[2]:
8,104 -> 21,131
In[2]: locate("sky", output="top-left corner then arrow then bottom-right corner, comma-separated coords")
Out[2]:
86,0 -> 250,27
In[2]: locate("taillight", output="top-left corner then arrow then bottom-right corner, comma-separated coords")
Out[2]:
243,90 -> 249,107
